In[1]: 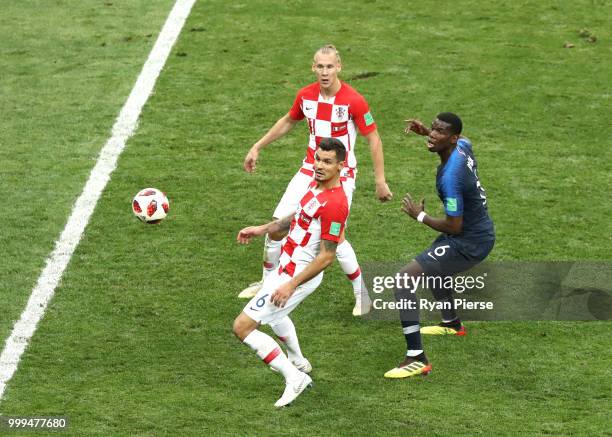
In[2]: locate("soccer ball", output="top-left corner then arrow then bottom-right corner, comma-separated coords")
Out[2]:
132,188 -> 169,224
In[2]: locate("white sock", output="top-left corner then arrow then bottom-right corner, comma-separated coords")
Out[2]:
243,330 -> 300,381
406,349 -> 424,357
262,234 -> 282,281
335,240 -> 368,297
270,317 -> 304,363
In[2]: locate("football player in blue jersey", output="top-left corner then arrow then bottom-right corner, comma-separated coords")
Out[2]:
384,112 -> 495,379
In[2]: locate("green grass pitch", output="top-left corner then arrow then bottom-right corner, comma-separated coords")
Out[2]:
1,0 -> 611,435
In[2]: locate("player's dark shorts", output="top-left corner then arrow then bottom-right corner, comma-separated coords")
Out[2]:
415,234 -> 495,277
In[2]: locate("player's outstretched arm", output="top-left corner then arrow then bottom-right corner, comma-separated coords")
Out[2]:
404,119 -> 430,136
401,193 -> 463,235
236,213 -> 294,244
236,225 -> 268,244
271,239 -> 337,308
243,113 -> 300,172
364,129 -> 393,202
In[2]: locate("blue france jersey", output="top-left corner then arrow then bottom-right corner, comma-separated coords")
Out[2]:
436,138 -> 495,241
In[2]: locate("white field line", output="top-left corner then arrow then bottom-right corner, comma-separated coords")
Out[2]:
0,0 -> 196,402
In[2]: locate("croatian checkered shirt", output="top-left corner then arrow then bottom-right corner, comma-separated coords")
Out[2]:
278,181 -> 349,277
288,81 -> 377,180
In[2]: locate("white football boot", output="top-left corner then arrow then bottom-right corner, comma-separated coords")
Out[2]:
292,358 -> 312,374
352,293 -> 372,316
271,357 -> 312,374
274,372 -> 313,408
238,280 -> 263,299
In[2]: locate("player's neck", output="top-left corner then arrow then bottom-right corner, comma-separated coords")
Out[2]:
319,80 -> 341,99
438,145 -> 457,164
317,177 -> 341,191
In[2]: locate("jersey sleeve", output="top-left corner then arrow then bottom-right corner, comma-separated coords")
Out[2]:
288,90 -> 305,121
350,93 -> 377,136
318,195 -> 349,243
440,158 -> 465,217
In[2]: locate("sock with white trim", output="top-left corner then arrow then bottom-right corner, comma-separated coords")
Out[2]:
262,234 -> 282,281
270,316 -> 304,363
402,323 -> 423,357
243,330 -> 301,381
395,285 -> 423,356
335,240 -> 367,297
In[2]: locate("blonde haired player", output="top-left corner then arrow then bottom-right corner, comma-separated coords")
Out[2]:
239,44 -> 393,316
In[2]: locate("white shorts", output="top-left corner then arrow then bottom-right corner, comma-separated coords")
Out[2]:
243,268 -> 323,325
273,169 -> 355,219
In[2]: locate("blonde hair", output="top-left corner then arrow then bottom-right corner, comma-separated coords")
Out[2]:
314,44 -> 341,64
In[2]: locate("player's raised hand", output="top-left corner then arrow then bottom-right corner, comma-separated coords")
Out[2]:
376,182 -> 393,202
243,147 -> 259,173
271,282 -> 295,308
401,193 -> 424,220
237,225 -> 267,244
404,119 -> 429,136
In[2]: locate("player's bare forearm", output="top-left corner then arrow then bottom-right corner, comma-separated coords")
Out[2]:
404,119 -> 431,136
237,214 -> 294,244
266,213 -> 294,235
365,130 -> 393,201
254,114 -> 298,150
365,130 -> 386,183
236,224 -> 268,244
289,239 -> 337,288
271,240 -> 336,308
421,215 -> 463,235
401,193 -> 462,234
244,114 -> 299,172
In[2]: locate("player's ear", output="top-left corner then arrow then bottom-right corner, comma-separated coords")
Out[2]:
450,134 -> 459,144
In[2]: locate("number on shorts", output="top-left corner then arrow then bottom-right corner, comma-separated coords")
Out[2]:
249,293 -> 269,312
427,245 -> 450,261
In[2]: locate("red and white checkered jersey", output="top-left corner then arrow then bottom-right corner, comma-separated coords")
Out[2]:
278,181 -> 349,277
288,81 -> 377,180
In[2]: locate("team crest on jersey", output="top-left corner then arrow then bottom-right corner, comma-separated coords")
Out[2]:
332,105 -> 349,122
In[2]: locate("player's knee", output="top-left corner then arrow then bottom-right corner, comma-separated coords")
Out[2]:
400,260 -> 424,278
232,316 -> 247,340
394,261 -> 425,298
232,313 -> 255,341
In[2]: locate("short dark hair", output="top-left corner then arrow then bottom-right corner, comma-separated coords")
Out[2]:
436,112 -> 462,135
318,137 -> 346,162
